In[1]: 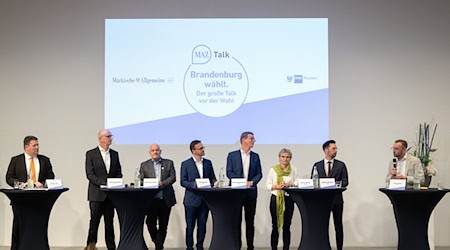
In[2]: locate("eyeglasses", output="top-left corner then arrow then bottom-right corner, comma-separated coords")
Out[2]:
104,135 -> 114,138
195,147 -> 205,150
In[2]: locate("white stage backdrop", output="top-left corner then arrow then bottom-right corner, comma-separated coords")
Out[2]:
1,0 -> 449,248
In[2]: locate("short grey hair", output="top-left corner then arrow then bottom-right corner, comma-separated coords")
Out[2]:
278,148 -> 292,158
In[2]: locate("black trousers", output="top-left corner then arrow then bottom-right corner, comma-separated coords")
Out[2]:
87,198 -> 116,250
11,205 -> 19,250
269,195 -> 294,250
184,201 -> 209,250
146,198 -> 172,250
332,203 -> 344,250
238,197 -> 257,250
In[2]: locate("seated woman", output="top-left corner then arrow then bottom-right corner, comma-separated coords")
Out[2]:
265,148 -> 298,250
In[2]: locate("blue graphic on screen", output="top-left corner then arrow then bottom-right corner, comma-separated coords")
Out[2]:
105,18 -> 329,144
294,75 -> 303,84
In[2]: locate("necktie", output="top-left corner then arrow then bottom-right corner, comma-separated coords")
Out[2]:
327,161 -> 332,177
30,158 -> 37,183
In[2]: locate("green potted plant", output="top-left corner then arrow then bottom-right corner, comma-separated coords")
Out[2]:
411,122 -> 438,187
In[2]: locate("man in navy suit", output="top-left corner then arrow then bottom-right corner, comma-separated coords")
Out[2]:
85,129 -> 123,250
311,140 -> 349,250
181,140 -> 218,250
6,135 -> 55,250
140,144 -> 176,250
226,131 -> 262,250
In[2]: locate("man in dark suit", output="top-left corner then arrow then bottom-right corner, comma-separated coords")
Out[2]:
181,140 -> 218,250
311,140 -> 349,250
226,131 -> 262,250
5,135 -> 55,250
140,143 -> 176,250
85,129 -> 123,250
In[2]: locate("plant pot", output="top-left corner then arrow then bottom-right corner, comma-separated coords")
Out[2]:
423,175 -> 432,187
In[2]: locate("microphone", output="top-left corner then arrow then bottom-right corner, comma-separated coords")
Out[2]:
392,158 -> 397,169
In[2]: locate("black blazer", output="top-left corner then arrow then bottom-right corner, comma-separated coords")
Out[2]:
6,154 -> 55,186
181,157 -> 217,207
226,150 -> 263,199
311,159 -> 349,205
85,147 -> 123,202
140,158 -> 177,207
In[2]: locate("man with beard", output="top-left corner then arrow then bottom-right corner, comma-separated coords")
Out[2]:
386,139 -> 424,187
311,140 -> 348,250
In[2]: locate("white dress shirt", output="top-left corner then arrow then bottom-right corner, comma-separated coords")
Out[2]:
98,146 -> 111,174
192,156 -> 203,178
397,154 -> 408,176
241,149 -> 250,180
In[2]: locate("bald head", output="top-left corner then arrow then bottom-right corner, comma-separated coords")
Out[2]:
98,129 -> 111,138
98,129 -> 113,150
149,143 -> 162,161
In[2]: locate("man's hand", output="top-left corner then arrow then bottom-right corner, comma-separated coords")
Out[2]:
213,181 -> 219,187
247,181 -> 254,187
395,174 -> 406,179
390,168 -> 398,176
35,182 -> 44,188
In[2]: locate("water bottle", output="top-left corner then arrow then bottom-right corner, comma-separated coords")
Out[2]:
219,166 -> 225,188
312,166 -> 319,189
413,172 -> 420,190
27,169 -> 34,189
134,167 -> 141,188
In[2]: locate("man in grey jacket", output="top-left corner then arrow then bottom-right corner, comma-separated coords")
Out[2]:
386,139 -> 424,186
140,144 -> 176,250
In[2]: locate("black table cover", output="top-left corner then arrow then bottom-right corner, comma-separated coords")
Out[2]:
195,188 -> 249,250
1,188 -> 69,250
379,188 -> 449,250
102,188 -> 160,250
285,188 -> 346,250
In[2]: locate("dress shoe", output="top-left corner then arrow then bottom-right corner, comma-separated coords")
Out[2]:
84,242 -> 97,250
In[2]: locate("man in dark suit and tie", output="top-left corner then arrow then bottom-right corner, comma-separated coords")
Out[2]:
181,140 -> 218,250
6,135 -> 55,250
311,140 -> 349,250
140,143 -> 176,250
85,129 -> 123,250
226,131 -> 263,250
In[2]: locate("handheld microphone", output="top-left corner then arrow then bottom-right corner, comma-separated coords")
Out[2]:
393,158 -> 397,169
